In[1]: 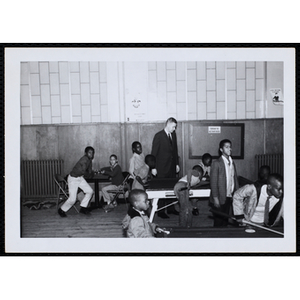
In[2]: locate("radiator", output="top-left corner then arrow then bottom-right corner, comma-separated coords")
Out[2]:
21,160 -> 64,198
255,154 -> 283,176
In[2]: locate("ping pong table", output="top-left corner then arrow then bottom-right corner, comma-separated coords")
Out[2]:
146,178 -> 210,222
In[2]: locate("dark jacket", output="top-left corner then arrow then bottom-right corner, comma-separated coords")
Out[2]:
101,164 -> 124,186
209,156 -> 239,205
70,155 -> 93,178
151,129 -> 179,178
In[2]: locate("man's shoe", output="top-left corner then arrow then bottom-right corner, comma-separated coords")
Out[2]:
167,209 -> 179,215
192,208 -> 199,216
157,211 -> 170,219
58,208 -> 67,217
80,207 -> 91,215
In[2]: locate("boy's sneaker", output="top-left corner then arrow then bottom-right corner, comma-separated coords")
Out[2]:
103,203 -> 115,213
58,208 -> 67,217
192,208 -> 199,216
80,207 -> 91,215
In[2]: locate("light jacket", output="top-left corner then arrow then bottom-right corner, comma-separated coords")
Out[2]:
232,183 -> 283,227
122,207 -> 158,238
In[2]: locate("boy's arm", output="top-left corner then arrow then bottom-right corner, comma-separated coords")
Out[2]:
232,184 -> 254,219
210,161 -> 220,207
128,157 -> 135,177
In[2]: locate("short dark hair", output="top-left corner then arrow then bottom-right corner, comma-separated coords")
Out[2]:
128,189 -> 147,206
132,141 -> 141,149
218,139 -> 231,156
110,154 -> 118,160
202,153 -> 212,162
166,117 -> 177,125
192,165 -> 204,178
85,146 -> 95,154
267,173 -> 283,185
145,154 -> 156,169
258,165 -> 270,180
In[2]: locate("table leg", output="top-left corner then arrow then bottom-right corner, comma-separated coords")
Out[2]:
94,180 -> 100,208
149,198 -> 158,222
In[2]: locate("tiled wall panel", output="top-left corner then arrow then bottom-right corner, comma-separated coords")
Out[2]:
30,74 -> 40,95
59,62 -> 69,84
51,95 -> 61,117
207,91 -> 216,113
187,69 -> 197,91
206,69 -> 216,91
197,62 -> 206,80
32,96 -> 41,117
60,84 -> 70,106
197,81 -> 206,102
50,73 -> 60,95
49,62 -> 58,73
21,62 -> 29,84
176,81 -> 186,103
20,60 -> 277,125
21,85 -> 30,106
39,62 -> 50,84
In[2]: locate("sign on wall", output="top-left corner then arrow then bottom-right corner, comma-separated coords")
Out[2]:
189,122 -> 245,159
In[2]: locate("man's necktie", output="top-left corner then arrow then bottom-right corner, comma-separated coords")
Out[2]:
168,133 -> 172,145
264,196 -> 271,226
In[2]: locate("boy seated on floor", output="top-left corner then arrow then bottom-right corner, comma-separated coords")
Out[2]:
122,189 -> 164,238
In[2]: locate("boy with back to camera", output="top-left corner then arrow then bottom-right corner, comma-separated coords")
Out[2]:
233,173 -> 283,227
58,146 -> 95,217
100,154 -> 124,212
209,139 -> 239,227
174,165 -> 204,227
122,190 -> 165,238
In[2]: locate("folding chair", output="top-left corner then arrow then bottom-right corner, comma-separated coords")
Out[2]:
54,174 -> 79,213
107,172 -> 131,207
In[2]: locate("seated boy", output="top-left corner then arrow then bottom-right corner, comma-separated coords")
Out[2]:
174,165 -> 204,227
233,173 -> 283,227
198,153 -> 212,181
255,165 -> 270,185
100,154 -> 124,212
122,190 -> 164,238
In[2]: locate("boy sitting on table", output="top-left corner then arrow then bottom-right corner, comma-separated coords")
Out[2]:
174,165 -> 204,228
233,173 -> 283,227
122,190 -> 165,238
100,154 -> 124,212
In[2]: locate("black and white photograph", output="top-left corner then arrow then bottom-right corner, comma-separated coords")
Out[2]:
5,47 -> 296,253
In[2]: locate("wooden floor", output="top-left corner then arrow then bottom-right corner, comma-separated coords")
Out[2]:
21,199 -> 214,238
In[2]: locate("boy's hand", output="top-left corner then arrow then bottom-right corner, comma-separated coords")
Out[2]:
156,227 -> 170,234
213,197 -> 220,208
151,168 -> 157,176
176,165 -> 180,173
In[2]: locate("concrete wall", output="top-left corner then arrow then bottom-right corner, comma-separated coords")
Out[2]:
21,118 -> 283,182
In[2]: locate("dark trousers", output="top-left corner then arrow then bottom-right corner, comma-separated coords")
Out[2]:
211,197 -> 232,227
174,182 -> 192,227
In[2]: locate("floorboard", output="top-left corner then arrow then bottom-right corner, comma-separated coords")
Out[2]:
21,200 -> 214,238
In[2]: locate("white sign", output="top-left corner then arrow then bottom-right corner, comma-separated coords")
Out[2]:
208,126 -> 221,133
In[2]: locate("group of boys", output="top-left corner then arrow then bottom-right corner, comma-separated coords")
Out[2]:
57,118 -> 284,239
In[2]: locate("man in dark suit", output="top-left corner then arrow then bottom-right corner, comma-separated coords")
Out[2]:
151,117 -> 180,218
209,139 -> 239,227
